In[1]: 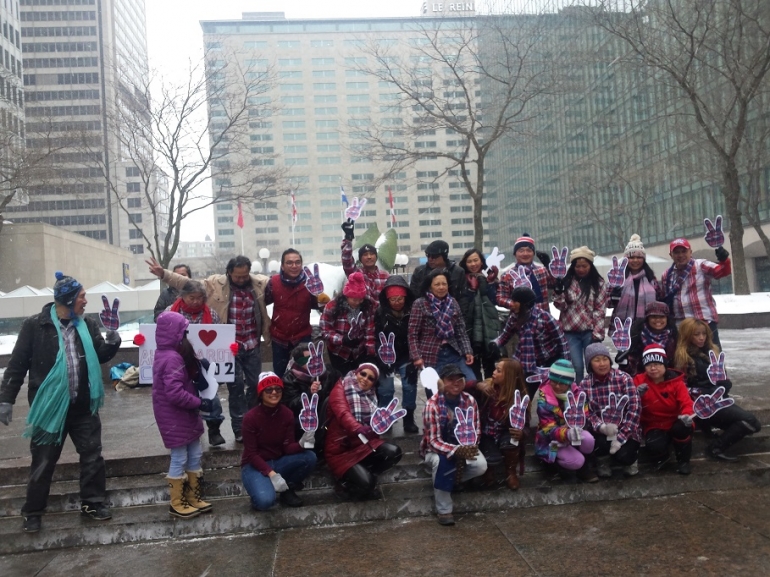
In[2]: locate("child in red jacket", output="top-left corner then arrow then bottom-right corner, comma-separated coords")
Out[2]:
633,344 -> 694,475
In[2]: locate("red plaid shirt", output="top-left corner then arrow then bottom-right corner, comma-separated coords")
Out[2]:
229,287 -> 260,350
494,307 -> 570,374
408,296 -> 472,369
319,296 -> 376,360
341,238 -> 390,304
553,278 -> 609,340
420,391 -> 479,458
660,258 -> 731,323
579,369 -> 642,445
497,262 -> 554,313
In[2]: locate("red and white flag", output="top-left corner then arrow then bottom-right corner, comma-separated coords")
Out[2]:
388,186 -> 396,227
236,200 -> 244,229
291,192 -> 298,225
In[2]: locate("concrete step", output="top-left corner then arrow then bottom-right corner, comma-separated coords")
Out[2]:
1,451 -> 769,556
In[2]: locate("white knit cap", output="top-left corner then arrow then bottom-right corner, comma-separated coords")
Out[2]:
624,234 -> 646,258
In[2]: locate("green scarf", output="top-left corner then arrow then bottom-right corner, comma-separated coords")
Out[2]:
24,305 -> 105,445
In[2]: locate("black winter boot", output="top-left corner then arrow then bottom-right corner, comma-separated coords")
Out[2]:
674,441 -> 692,475
403,409 -> 419,434
207,421 -> 226,446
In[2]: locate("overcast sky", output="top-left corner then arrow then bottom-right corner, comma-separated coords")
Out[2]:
145,1 -> 430,242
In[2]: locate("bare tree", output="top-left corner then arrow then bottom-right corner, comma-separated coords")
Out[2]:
79,52 -> 286,268
585,0 -> 770,294
740,94 -> 770,260
355,14 -> 554,249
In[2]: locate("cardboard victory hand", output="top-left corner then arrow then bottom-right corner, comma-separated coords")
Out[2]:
371,398 -> 407,435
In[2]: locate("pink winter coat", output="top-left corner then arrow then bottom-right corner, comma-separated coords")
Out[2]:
152,312 -> 204,449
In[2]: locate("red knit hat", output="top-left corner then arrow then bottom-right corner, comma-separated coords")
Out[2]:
257,371 -> 283,396
343,271 -> 367,299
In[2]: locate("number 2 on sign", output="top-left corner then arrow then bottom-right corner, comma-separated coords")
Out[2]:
213,362 -> 234,377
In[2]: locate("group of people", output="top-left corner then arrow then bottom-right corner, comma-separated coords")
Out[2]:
0,220 -> 760,531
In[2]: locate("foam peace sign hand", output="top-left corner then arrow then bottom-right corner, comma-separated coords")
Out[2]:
453,406 -> 478,446
377,332 -> 396,366
304,264 -> 324,296
564,390 -> 587,430
707,350 -> 727,385
611,317 -> 633,351
307,341 -> 325,377
344,197 -> 367,221
601,392 -> 629,429
548,246 -> 568,279
509,265 -> 533,289
525,366 -> 551,386
508,389 -> 530,433
485,246 -> 505,271
607,256 -> 628,288
693,386 -> 735,419
299,392 -> 319,432
347,311 -> 364,340
704,215 -> 724,248
99,295 -> 121,330
370,397 -> 407,435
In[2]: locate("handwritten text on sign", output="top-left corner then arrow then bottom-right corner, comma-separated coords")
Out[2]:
137,324 -> 236,384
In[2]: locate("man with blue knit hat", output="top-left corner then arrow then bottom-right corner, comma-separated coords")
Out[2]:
0,272 -> 121,533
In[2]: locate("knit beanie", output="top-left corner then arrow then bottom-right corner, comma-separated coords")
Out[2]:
624,234 -> 646,258
642,344 -> 667,366
343,271 -> 367,299
513,233 -> 535,254
358,243 -> 377,260
357,362 -> 380,380
645,301 -> 669,318
425,240 -> 449,258
257,371 -> 284,396
511,286 -> 536,309
384,285 -> 408,299
584,343 -> 611,367
569,246 -> 595,263
53,271 -> 83,307
549,359 -> 576,385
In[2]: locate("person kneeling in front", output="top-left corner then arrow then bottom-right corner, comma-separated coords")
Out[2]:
240,373 -> 317,510
421,364 -> 487,526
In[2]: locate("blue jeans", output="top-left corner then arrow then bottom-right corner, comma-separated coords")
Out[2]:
566,330 -> 593,382
169,439 -> 202,477
377,362 -> 417,410
241,451 -> 317,511
271,337 -> 311,380
436,345 -> 476,381
231,346 -> 263,434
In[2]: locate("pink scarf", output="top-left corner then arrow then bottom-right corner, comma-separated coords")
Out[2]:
615,271 -> 657,322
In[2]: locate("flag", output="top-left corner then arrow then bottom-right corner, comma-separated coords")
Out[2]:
340,185 -> 348,207
236,200 -> 244,229
291,192 -> 298,225
388,186 -> 396,227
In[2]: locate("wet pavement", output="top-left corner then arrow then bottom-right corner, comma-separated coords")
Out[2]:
1,487 -> 768,576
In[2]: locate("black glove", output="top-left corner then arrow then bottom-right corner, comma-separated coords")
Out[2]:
615,349 -> 630,364
716,379 -> 733,395
342,335 -> 360,347
486,340 -> 501,360
194,358 -> 211,392
554,278 -> 566,295
715,246 -> 729,262
341,219 -> 355,241
199,398 -> 214,413
536,250 -> 551,267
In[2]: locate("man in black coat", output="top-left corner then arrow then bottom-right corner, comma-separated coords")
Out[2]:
409,240 -> 468,315
0,273 -> 121,533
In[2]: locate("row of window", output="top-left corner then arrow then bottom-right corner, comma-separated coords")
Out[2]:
21,41 -> 98,52
5,198 -> 104,212
13,214 -> 105,225
20,11 -> 96,21
21,0 -> 96,5
23,56 -> 98,68
26,88 -> 98,101
21,25 -> 96,37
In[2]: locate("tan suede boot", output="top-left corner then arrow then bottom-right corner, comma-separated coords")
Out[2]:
502,448 -> 520,490
184,470 -> 213,513
167,475 -> 200,519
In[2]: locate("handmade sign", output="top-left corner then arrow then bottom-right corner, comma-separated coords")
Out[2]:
307,341 -> 325,378
299,393 -> 319,432
703,215 -> 724,248
564,390 -> 587,446
507,390 -> 530,447
508,265 -> 533,289
137,324 -> 236,384
548,246 -> 568,279
706,350 -> 727,385
611,317 -> 633,352
420,367 -> 440,396
304,264 -> 325,296
600,392 -> 629,442
344,197 -> 367,221
485,246 -> 505,271
371,398 -> 406,435
99,295 -> 121,330
693,386 -> 734,419
377,332 -> 396,366
607,256 -> 628,289
454,406 -> 478,447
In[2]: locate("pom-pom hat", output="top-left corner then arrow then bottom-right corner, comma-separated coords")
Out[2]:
53,271 -> 83,307
343,271 -> 367,299
513,233 -> 535,254
624,234 -> 646,258
642,344 -> 667,366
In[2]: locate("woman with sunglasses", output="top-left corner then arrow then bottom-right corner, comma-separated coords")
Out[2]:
325,363 -> 403,499
240,372 -> 317,511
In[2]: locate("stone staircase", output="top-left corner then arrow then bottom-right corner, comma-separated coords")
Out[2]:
1,429 -> 769,556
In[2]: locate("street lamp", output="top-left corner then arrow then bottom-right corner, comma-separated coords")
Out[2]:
258,248 -> 270,273
268,259 -> 280,274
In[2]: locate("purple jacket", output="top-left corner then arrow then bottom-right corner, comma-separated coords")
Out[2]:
152,311 -> 204,449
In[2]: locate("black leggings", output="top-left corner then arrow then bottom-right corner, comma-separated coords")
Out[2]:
593,432 -> 640,466
645,421 -> 692,461
341,443 -> 402,496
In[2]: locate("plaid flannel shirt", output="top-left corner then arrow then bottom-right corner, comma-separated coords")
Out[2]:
661,258 -> 731,323
60,320 -> 80,401
420,391 -> 479,458
229,288 -> 260,350
341,238 -> 390,304
579,369 -> 642,445
553,278 -> 609,340
408,297 -> 472,368
494,307 -> 570,374
497,262 -> 554,313
319,297 -> 376,360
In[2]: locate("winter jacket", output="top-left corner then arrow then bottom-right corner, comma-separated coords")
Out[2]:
536,381 -> 589,463
580,369 -> 642,444
623,320 -> 677,377
161,268 -> 271,346
0,303 -> 120,410
375,275 -> 415,371
408,296 -> 472,369
240,403 -> 303,476
633,369 -> 693,433
282,361 -> 339,439
151,312 -> 204,449
324,378 -> 384,478
409,260 -> 469,316
154,287 -> 179,321
462,275 -> 501,349
553,277 -> 609,340
676,345 -> 733,399
320,296 -> 376,361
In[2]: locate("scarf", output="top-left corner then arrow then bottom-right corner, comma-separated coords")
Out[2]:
342,371 -> 377,425
426,292 -> 455,340
641,324 -> 672,349
615,270 -> 658,321
519,263 -> 543,304
24,306 -> 104,445
280,269 -> 306,287
663,259 -> 694,309
169,298 -> 214,324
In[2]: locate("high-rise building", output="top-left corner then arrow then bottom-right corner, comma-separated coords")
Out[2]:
10,0 -> 166,255
0,0 -> 24,202
200,10 -> 488,265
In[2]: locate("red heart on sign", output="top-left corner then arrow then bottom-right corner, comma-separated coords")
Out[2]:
198,330 -> 217,347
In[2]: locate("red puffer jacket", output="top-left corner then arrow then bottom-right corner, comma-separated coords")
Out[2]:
633,369 -> 694,433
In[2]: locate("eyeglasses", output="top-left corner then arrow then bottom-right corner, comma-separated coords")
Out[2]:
284,260 -> 302,266
263,386 -> 282,395
358,371 -> 377,383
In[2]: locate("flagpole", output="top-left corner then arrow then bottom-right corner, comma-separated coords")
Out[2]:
241,227 -> 244,254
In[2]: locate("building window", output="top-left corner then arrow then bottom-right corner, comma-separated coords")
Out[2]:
130,244 -> 144,254
219,241 -> 235,248
219,229 -> 234,236
129,229 -> 142,239
126,167 -> 140,177
128,213 -> 142,224
126,198 -> 141,208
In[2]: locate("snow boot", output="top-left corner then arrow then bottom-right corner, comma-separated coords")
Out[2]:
167,476 -> 200,519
